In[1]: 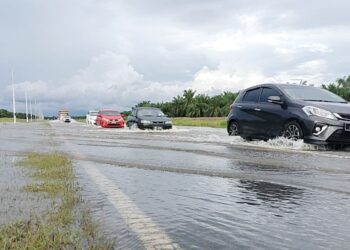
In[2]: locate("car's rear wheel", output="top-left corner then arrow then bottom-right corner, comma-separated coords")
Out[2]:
283,121 -> 303,140
228,121 -> 239,136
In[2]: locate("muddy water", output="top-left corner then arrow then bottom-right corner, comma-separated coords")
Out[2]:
1,121 -> 350,249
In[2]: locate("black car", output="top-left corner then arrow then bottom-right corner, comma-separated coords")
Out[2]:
227,83 -> 350,145
127,107 -> 173,130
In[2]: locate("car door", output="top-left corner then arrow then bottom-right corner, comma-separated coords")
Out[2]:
255,87 -> 286,137
237,88 -> 262,136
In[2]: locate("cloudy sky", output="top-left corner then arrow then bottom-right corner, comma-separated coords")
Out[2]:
1,0 -> 349,115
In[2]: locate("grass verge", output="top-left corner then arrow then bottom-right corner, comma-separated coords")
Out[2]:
172,117 -> 227,128
0,118 -> 27,123
0,152 -> 114,249
74,118 -> 86,123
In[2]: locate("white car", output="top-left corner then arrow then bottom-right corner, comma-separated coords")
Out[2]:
63,116 -> 71,123
86,110 -> 99,125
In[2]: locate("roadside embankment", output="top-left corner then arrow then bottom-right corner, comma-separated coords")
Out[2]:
0,152 -> 114,249
172,117 -> 226,128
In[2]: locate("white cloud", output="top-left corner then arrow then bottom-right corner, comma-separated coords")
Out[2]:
4,52 -> 186,114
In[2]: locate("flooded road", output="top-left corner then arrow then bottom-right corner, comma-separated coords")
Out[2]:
1,121 -> 350,249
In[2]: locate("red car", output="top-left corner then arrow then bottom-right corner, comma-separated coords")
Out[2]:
96,110 -> 125,128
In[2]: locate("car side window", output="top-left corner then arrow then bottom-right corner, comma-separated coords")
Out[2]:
242,88 -> 261,103
260,88 -> 281,103
131,110 -> 136,117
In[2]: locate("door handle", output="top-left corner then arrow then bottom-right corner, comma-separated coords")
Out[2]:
237,105 -> 243,108
254,108 -> 261,111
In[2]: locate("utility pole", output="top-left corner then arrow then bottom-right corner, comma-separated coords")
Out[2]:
11,70 -> 16,124
29,98 -> 33,122
34,100 -> 37,120
25,90 -> 29,123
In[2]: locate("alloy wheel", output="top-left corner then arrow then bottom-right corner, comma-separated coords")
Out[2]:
284,124 -> 301,140
228,122 -> 239,136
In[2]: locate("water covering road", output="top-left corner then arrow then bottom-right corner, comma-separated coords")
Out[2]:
1,121 -> 350,249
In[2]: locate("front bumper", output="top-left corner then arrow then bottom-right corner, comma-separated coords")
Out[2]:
303,117 -> 350,145
140,123 -> 172,129
103,120 -> 125,128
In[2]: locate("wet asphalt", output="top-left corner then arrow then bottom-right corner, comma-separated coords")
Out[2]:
1,121 -> 350,249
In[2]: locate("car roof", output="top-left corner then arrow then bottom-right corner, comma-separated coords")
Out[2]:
244,83 -> 316,91
135,107 -> 160,110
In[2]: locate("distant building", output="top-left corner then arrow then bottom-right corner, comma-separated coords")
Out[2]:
58,109 -> 69,120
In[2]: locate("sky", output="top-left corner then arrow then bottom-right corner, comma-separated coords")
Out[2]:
1,0 -> 350,115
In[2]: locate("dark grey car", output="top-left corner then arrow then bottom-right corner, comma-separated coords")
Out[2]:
227,84 -> 350,145
126,107 -> 173,130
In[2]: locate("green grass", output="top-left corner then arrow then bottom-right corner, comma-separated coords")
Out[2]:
172,117 -> 227,128
0,117 -> 27,123
74,118 -> 86,123
0,152 -> 114,249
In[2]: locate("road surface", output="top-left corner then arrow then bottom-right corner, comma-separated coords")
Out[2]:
1,121 -> 350,249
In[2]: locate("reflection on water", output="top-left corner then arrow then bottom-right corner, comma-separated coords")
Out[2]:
76,163 -> 350,250
238,180 -> 303,205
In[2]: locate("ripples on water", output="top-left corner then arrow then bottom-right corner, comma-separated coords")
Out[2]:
79,123 -> 350,153
76,163 -> 350,250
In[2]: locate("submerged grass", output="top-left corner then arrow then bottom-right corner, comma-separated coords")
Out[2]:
0,152 -> 114,249
173,117 -> 227,128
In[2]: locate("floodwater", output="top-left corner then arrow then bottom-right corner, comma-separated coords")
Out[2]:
1,121 -> 350,249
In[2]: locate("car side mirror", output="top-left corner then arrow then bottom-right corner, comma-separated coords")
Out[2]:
268,96 -> 283,104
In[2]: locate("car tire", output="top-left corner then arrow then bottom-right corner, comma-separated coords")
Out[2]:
283,121 -> 303,140
228,121 -> 239,136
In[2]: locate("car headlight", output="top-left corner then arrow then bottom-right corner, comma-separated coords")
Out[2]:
141,120 -> 151,124
302,106 -> 337,120
165,120 -> 172,124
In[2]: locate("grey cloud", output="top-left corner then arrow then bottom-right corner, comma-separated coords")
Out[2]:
1,0 -> 350,114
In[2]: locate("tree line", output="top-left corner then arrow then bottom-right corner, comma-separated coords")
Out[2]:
0,109 -> 30,119
134,90 -> 239,117
133,75 -> 350,117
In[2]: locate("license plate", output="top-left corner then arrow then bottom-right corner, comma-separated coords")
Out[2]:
111,121 -> 117,124
345,123 -> 350,131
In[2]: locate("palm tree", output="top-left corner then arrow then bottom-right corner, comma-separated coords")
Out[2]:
183,89 -> 196,116
172,95 -> 185,117
208,95 -> 222,117
188,94 -> 209,117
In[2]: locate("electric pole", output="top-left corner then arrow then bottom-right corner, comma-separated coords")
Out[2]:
11,70 -> 16,124
25,90 -> 29,123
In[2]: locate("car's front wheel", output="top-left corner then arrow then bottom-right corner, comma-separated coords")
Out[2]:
283,121 -> 303,140
228,121 -> 239,136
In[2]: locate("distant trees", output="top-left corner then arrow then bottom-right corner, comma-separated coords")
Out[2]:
322,76 -> 350,101
0,109 -> 27,119
133,89 -> 240,117
0,109 -> 12,118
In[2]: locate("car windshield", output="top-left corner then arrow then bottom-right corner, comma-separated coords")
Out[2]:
101,111 -> 120,116
280,85 -> 347,103
138,109 -> 165,117
90,111 -> 98,116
